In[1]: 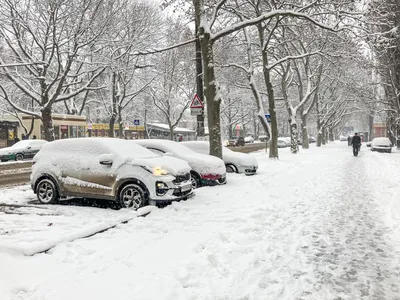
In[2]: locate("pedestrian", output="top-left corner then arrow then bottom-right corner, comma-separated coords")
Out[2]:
14,136 -> 20,143
351,132 -> 362,156
21,134 -> 27,140
32,135 -> 37,139
347,135 -> 351,146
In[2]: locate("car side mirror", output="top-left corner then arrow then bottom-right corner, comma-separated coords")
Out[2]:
27,146 -> 31,149
99,154 -> 113,166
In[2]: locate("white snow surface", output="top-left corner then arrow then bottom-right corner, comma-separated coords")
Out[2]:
1,142 -> 400,300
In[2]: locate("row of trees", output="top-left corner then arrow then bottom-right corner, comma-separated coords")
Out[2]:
0,0 -> 397,158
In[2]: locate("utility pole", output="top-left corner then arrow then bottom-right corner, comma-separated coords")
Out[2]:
195,19 -> 205,138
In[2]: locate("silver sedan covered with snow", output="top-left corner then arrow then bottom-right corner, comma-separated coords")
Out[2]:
182,141 -> 258,175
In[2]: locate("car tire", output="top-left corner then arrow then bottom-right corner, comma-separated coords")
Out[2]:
225,164 -> 237,173
118,183 -> 147,210
36,178 -> 59,204
190,171 -> 201,189
15,153 -> 24,161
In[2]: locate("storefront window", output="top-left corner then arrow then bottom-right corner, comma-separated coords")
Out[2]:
78,126 -> 85,137
69,125 -> 77,138
60,125 -> 68,139
54,125 -> 60,139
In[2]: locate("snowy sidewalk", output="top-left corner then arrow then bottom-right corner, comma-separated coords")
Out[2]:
1,143 -> 400,300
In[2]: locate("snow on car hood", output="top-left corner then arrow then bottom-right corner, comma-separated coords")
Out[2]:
181,153 -> 226,175
0,147 -> 13,155
223,151 -> 258,167
126,156 -> 191,176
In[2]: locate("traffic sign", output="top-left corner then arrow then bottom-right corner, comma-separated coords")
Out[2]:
265,114 -> 271,123
190,93 -> 204,108
133,120 -> 140,126
191,108 -> 203,116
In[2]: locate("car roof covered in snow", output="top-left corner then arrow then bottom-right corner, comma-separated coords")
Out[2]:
38,138 -> 158,159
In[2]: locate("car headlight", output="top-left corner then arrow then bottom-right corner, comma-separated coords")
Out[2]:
153,167 -> 169,176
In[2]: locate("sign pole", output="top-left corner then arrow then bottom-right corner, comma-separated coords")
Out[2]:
195,21 -> 205,138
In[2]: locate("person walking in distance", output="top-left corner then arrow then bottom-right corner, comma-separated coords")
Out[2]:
351,132 -> 362,156
347,135 -> 351,146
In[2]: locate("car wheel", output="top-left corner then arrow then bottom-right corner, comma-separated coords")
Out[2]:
190,171 -> 201,189
225,164 -> 237,173
15,153 -> 24,161
119,183 -> 146,210
36,178 -> 59,204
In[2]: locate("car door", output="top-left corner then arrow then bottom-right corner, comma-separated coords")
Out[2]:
25,141 -> 44,159
76,153 -> 117,199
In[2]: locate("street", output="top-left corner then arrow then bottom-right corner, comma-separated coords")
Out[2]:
1,142 -> 400,300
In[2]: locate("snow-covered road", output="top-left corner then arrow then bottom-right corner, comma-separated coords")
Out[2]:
1,142 -> 400,300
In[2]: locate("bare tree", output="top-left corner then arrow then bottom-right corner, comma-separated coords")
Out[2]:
0,0 -> 120,140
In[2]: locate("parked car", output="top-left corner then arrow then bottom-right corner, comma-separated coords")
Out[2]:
244,135 -> 255,143
370,137 -> 392,153
258,135 -> 268,142
0,139 -> 47,162
340,135 -> 347,141
134,139 -> 226,188
366,141 -> 372,147
227,136 -> 245,147
309,136 -> 317,143
31,138 -> 193,209
277,138 -> 289,148
182,141 -> 258,175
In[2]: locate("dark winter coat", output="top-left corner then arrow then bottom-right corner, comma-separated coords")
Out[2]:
351,135 -> 361,146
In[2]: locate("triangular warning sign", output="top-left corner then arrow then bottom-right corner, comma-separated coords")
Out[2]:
190,93 -> 204,108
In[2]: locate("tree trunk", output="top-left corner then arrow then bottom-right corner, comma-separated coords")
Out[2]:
118,109 -> 123,138
257,24 -> 278,159
41,107 -> 55,141
317,131 -> 323,147
289,118 -> 299,154
263,62 -> 278,158
109,72 -> 117,137
322,129 -> 327,145
169,122 -> 174,140
198,29 -> 222,158
301,108 -> 310,149
329,128 -> 334,141
316,95 -> 322,147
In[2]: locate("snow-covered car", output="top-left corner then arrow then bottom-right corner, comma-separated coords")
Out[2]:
244,135 -> 255,143
370,137 -> 392,153
366,141 -> 372,147
277,138 -> 289,148
31,138 -> 193,209
182,141 -> 258,175
309,136 -> 317,143
0,139 -> 47,162
339,135 -> 347,141
258,135 -> 268,142
133,139 -> 226,188
227,136 -> 245,147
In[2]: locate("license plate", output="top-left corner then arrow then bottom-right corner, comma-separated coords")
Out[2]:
181,184 -> 191,192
